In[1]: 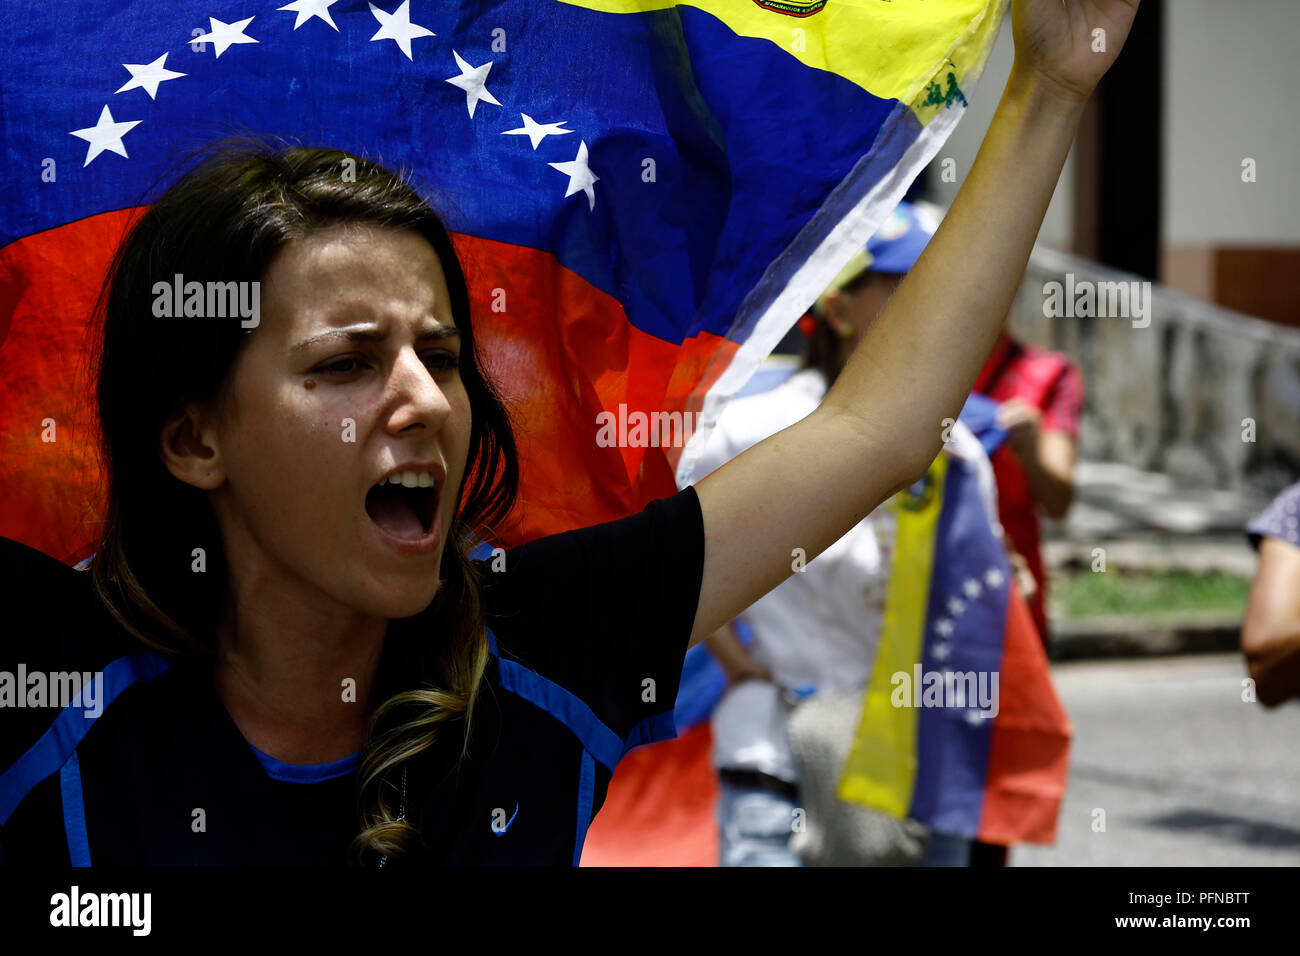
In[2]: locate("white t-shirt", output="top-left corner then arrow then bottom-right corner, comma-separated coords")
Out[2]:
693,367 -> 999,783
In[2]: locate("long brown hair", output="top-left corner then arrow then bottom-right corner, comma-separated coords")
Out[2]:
89,140 -> 519,864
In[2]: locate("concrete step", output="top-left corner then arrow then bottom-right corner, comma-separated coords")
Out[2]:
1043,535 -> 1258,576
1049,611 -> 1245,662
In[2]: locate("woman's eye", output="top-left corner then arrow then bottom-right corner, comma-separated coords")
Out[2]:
423,352 -> 460,372
319,357 -> 366,374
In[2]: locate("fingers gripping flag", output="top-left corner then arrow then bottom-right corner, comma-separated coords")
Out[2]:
1,0 -> 1005,564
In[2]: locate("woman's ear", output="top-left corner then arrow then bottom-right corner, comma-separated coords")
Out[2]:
159,402 -> 225,491
822,289 -> 856,339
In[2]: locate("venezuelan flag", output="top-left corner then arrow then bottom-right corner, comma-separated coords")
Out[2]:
838,395 -> 1073,845
580,623 -> 730,865
1,0 -> 1005,564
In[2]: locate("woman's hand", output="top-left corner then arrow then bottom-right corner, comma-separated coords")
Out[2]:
997,397 -> 1042,460
998,397 -> 1079,518
1011,0 -> 1141,104
704,624 -> 774,686
1009,548 -> 1038,602
720,655 -> 774,688
1242,536 -> 1300,708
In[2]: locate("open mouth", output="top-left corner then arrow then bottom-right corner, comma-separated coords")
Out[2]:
364,471 -> 439,542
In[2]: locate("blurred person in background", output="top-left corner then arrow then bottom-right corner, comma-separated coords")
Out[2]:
966,273 -> 1084,871
697,203 -> 992,867
1241,481 -> 1300,707
973,326 -> 1082,643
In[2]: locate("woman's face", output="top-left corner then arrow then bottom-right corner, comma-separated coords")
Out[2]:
205,224 -> 472,620
835,272 -> 904,343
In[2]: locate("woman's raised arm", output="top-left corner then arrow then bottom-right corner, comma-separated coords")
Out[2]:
689,0 -> 1140,647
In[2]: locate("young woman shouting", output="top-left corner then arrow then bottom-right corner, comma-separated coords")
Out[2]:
0,0 -> 1139,866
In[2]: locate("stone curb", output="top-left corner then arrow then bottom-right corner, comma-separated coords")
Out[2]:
1043,536 -> 1258,577
1048,612 -> 1244,662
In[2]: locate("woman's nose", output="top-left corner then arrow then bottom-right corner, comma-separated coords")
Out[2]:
386,348 -> 451,432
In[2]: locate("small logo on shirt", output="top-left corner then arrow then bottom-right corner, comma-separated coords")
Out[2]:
491,803 -> 520,836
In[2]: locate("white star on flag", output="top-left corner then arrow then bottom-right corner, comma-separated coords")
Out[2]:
369,1 -> 434,60
503,113 -> 573,150
114,54 -> 185,100
963,578 -> 982,599
194,16 -> 258,59
932,643 -> 951,662
984,567 -> 1004,589
946,596 -> 965,617
278,0 -> 340,31
70,105 -> 141,167
934,618 -> 954,638
549,140 -> 599,211
446,51 -> 501,118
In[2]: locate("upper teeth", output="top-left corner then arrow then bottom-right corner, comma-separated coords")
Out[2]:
383,470 -> 436,489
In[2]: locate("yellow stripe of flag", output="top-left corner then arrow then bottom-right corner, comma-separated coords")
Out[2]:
558,0 -> 1004,118
836,453 -> 947,816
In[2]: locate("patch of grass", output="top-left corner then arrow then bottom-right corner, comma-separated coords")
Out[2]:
1049,568 -> 1250,620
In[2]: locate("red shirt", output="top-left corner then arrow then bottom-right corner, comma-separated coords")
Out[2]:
974,334 -> 1083,640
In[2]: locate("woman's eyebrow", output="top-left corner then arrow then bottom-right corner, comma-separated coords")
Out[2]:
291,324 -> 460,352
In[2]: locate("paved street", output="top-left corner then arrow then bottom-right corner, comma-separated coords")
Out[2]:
1012,653 -> 1300,867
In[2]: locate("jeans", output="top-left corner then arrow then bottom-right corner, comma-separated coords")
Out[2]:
717,779 -> 803,867
718,778 -> 972,867
918,830 -> 973,867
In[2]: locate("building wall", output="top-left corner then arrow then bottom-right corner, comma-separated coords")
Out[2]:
1161,0 -> 1300,245
1161,0 -> 1300,327
926,1 -> 1299,326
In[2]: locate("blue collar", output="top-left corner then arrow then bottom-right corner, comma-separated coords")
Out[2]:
247,743 -> 361,784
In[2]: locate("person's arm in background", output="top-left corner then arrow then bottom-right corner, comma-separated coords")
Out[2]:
998,397 -> 1077,519
1241,536 -> 1300,708
689,0 -> 1140,648
704,622 -> 773,686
